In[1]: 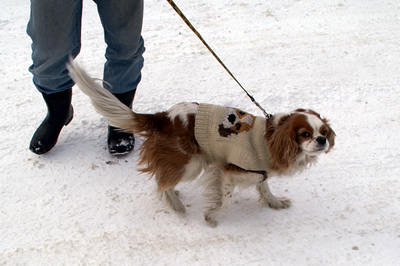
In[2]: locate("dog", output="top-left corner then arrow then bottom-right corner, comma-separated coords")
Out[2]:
67,61 -> 336,227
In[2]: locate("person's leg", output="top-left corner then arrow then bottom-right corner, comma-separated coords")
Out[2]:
27,0 -> 82,154
29,90 -> 74,154
96,0 -> 145,94
96,0 -> 145,155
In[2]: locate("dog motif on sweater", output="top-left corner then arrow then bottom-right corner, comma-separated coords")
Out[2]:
217,107 -> 256,137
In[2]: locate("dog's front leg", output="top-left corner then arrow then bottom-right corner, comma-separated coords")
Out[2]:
257,180 -> 291,209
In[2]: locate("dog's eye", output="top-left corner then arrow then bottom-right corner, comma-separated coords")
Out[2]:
301,132 -> 310,138
322,130 -> 328,136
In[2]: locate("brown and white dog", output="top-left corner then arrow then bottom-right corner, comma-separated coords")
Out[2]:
68,61 -> 335,227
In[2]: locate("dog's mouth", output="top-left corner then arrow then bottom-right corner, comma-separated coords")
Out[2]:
306,146 -> 328,155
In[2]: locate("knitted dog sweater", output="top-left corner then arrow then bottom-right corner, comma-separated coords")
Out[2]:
195,104 -> 271,171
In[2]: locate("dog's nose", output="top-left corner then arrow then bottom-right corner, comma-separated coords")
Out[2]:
316,136 -> 326,145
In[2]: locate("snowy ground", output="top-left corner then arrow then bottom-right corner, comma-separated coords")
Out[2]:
1,0 -> 399,264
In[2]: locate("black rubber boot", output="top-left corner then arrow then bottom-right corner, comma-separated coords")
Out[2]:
29,89 -> 73,155
108,90 -> 136,155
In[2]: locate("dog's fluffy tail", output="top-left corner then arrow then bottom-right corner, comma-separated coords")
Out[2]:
67,60 -> 140,133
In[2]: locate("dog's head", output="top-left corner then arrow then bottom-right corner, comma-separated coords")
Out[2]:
267,109 -> 336,171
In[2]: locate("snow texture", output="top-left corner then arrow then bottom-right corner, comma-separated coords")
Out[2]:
1,0 -> 399,264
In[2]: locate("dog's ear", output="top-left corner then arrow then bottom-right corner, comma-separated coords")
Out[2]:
267,115 -> 298,172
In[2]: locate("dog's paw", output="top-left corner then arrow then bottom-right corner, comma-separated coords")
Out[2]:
171,201 -> 186,214
266,197 -> 292,210
163,189 -> 186,214
204,215 -> 218,228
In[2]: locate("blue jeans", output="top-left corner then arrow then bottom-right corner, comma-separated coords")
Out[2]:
27,0 -> 145,94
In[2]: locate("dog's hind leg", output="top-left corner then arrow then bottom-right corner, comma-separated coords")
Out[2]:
203,166 -> 235,227
157,156 -> 205,215
257,180 -> 291,209
155,172 -> 186,214
160,187 -> 186,214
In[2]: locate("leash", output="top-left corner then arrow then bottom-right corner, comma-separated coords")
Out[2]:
166,0 -> 273,119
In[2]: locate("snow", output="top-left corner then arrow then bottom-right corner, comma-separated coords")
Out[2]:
1,0 -> 399,264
